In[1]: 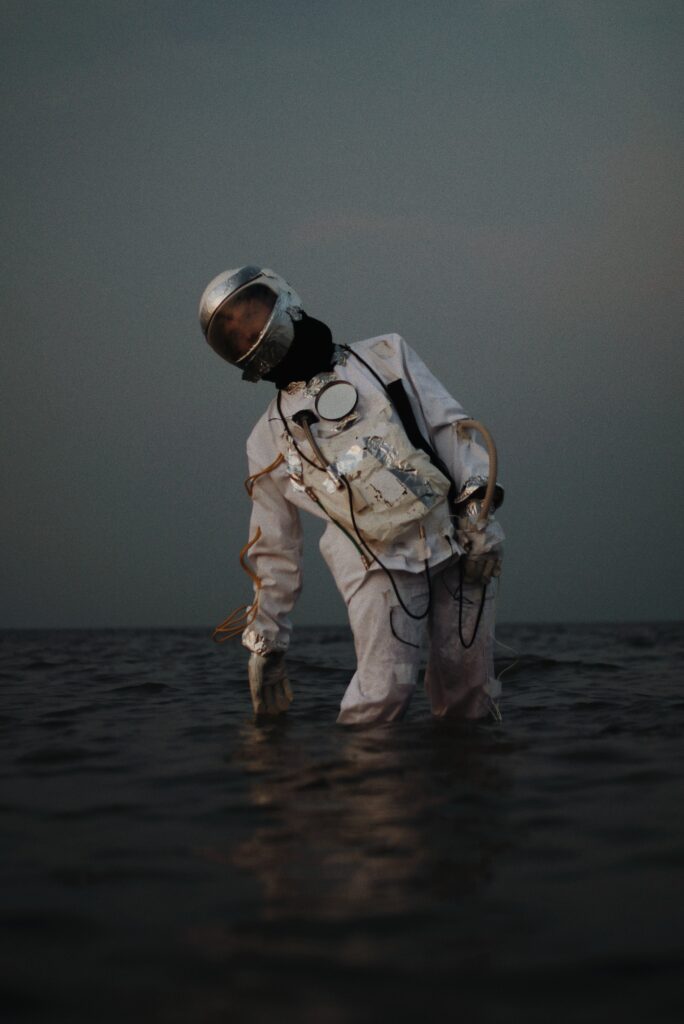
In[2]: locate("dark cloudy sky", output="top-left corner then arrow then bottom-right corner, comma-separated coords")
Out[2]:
2,0 -> 682,627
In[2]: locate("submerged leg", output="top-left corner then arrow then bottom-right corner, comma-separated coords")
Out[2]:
337,570 -> 427,726
425,561 -> 501,720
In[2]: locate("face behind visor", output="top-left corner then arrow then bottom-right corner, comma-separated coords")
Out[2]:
199,266 -> 303,382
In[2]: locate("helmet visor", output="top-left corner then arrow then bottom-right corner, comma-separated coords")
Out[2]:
206,283 -> 277,366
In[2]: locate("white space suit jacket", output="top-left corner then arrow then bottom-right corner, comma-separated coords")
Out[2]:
240,334 -> 499,656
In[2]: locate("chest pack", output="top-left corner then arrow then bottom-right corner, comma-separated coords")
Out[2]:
279,374 -> 453,547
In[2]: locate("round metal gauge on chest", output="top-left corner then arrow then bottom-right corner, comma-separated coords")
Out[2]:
314,380 -> 358,421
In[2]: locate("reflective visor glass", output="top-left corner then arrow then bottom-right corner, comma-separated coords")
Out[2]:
206,284 -> 277,365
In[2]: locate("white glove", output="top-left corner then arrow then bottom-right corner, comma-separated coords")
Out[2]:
456,505 -> 504,585
248,652 -> 294,717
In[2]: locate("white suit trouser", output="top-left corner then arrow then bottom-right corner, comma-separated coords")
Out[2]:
336,558 -> 500,726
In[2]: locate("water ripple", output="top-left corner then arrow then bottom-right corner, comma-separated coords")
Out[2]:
0,622 -> 682,1023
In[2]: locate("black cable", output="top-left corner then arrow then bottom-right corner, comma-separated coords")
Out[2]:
340,344 -> 391,394
343,345 -> 491,647
276,356 -> 497,649
389,606 -> 420,648
276,391 -> 322,470
342,475 -> 431,648
457,558 -> 488,649
340,475 -> 431,622
276,387 -> 432,643
439,558 -> 489,646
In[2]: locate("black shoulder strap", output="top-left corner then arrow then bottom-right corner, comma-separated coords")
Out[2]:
344,346 -> 457,503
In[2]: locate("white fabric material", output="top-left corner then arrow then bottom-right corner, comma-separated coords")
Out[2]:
336,558 -> 500,725
240,333 -> 503,722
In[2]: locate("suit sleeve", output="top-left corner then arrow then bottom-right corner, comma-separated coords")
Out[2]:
241,428 -> 303,656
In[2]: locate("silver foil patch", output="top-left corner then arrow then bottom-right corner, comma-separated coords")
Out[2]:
332,343 -> 349,366
285,447 -> 306,492
454,474 -> 489,505
285,371 -> 337,396
282,344 -> 348,395
304,371 -> 337,397
334,443 -> 364,477
242,629 -> 288,656
365,436 -> 440,507
317,411 -> 359,436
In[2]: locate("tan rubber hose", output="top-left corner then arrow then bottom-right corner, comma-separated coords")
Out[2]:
458,419 -> 498,521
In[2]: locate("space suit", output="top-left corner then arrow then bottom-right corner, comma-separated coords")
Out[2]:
199,266 -> 504,725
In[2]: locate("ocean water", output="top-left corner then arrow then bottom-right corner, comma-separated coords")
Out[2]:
1,622 -> 683,1023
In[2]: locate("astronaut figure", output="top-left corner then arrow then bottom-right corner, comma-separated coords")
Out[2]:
199,266 -> 505,726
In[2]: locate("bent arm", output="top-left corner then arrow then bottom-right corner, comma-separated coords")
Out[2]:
393,335 -> 505,563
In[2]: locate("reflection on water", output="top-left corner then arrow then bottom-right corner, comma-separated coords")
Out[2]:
1,624 -> 683,1023
229,720 -> 512,924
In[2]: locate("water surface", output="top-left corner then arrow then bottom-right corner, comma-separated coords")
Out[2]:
1,623 -> 683,1022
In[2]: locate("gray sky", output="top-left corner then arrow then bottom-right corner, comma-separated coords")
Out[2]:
2,0 -> 683,627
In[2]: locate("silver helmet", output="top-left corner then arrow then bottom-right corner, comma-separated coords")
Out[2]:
198,265 -> 303,382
